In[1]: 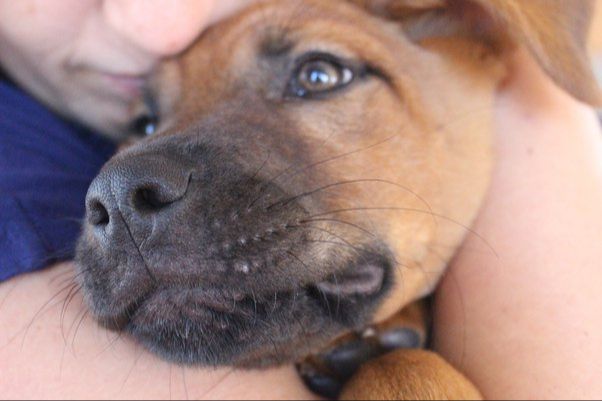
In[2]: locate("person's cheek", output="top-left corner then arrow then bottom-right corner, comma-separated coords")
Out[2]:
0,0 -> 92,51
0,0 -> 95,108
101,0 -> 216,57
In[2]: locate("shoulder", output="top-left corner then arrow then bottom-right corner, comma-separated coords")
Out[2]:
0,80 -> 115,281
0,80 -> 115,177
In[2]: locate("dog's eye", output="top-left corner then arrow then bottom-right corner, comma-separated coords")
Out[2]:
131,115 -> 158,136
287,54 -> 355,98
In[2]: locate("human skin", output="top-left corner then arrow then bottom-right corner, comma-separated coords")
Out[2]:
433,50 -> 602,399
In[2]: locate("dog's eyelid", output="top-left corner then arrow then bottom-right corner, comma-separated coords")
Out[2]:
284,51 -> 371,100
362,64 -> 393,86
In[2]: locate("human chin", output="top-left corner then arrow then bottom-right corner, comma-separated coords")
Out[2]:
64,91 -> 141,141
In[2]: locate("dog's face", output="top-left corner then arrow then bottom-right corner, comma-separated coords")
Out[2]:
75,0 -> 600,367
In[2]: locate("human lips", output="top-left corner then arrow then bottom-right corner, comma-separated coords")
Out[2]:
99,72 -> 147,97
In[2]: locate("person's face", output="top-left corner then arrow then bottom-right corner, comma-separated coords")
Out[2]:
0,0 -> 254,139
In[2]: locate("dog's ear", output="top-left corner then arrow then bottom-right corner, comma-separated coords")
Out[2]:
353,0 -> 602,106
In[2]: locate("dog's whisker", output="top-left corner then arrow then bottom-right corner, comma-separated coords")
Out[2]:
48,268 -> 79,285
60,283 -> 83,343
168,364 -> 173,401
25,244 -> 80,267
267,178 -> 435,220
300,217 -> 376,237
247,150 -> 272,184
251,289 -> 258,325
52,275 -> 81,293
58,301 -> 88,368
426,245 -> 469,370
94,329 -> 126,360
70,308 -> 91,354
279,133 -> 399,185
306,206 -> 499,259
61,267 -> 92,286
247,131 -> 402,209
302,225 -> 365,257
331,271 -> 342,318
302,239 -> 363,258
12,281 -> 80,350
119,345 -> 146,393
271,105 -> 492,197
248,105 -> 489,214
265,329 -> 282,362
198,368 -> 237,399
286,249 -> 307,265
291,311 -> 312,348
316,286 -> 333,323
53,216 -> 86,225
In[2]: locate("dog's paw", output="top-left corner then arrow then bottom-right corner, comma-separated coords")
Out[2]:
297,325 -> 425,399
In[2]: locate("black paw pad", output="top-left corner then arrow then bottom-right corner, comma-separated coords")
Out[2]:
298,327 -> 423,399
298,362 -> 343,400
378,327 -> 422,350
323,339 -> 380,379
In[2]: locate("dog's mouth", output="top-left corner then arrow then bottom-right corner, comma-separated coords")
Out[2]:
102,257 -> 387,329
82,249 -> 391,367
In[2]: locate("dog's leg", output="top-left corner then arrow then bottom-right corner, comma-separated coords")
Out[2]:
298,302 -> 428,399
339,348 -> 481,400
298,301 -> 481,400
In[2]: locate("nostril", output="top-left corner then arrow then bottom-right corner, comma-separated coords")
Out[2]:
88,200 -> 110,227
132,186 -> 173,213
130,173 -> 191,214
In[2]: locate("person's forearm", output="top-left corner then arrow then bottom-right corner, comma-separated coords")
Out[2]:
0,262 -> 318,400
433,52 -> 602,399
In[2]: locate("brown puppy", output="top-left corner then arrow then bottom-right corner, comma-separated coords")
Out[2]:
75,0 -> 601,400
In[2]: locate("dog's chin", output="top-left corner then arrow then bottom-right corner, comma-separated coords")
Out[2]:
118,286 -> 324,367
84,252 -> 393,368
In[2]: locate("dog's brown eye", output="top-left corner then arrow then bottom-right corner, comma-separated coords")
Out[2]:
299,60 -> 352,92
288,54 -> 355,98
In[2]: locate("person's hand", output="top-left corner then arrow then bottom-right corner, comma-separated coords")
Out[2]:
433,49 -> 602,399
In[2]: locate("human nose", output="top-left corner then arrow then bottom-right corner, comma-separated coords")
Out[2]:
102,0 -> 215,57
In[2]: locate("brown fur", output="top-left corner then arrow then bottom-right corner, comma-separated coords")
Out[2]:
341,349 -> 482,400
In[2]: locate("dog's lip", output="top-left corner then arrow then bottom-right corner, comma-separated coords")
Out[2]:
95,259 -> 388,331
315,263 -> 385,296
99,286 -> 270,331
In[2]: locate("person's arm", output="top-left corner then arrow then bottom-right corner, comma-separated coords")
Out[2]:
0,262 -> 318,399
0,1 -> 316,397
433,50 -> 602,399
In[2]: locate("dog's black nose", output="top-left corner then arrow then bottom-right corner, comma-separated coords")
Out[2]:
85,153 -> 192,236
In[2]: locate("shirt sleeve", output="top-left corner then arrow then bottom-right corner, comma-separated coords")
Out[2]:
0,80 -> 115,281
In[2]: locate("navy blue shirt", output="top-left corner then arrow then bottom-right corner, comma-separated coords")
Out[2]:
0,79 -> 115,281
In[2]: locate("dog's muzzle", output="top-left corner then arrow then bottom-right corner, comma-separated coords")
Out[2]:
76,137 -> 392,367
